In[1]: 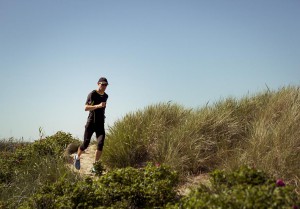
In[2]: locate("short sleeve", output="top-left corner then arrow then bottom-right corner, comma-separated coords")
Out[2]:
85,92 -> 93,105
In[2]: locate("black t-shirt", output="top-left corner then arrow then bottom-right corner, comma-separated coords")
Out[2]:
85,90 -> 108,124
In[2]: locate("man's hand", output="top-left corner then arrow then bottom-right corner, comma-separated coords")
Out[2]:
85,102 -> 107,111
97,102 -> 106,108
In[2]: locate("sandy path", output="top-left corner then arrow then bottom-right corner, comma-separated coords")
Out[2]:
178,174 -> 210,195
70,144 -> 97,176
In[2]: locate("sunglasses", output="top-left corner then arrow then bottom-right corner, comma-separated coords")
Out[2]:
100,83 -> 108,86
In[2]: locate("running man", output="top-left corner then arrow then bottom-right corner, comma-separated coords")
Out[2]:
74,77 -> 109,170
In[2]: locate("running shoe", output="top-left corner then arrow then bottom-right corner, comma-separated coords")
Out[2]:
74,154 -> 80,170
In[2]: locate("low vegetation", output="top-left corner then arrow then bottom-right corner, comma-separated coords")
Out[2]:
19,163 -> 178,209
0,132 -> 81,208
0,86 -> 299,208
167,166 -> 299,209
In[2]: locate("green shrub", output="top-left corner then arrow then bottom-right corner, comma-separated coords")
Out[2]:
21,163 -> 179,208
0,132 -> 81,208
0,137 -> 29,152
93,160 -> 106,176
167,166 -> 300,209
0,139 -> 30,184
97,162 -> 179,207
0,164 -> 12,184
31,131 -> 81,157
210,166 -> 273,187
9,131 -> 81,167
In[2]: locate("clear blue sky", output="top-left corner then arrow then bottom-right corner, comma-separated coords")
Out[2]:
1,0 -> 299,140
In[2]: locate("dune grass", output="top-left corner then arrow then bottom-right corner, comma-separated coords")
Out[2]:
102,86 -> 300,192
234,87 -> 300,187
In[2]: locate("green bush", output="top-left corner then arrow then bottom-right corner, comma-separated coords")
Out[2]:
0,132 -> 81,208
9,131 -> 81,167
0,139 -> 30,184
97,162 -> 179,207
210,165 -> 273,187
93,160 -> 106,176
0,164 -> 12,184
21,163 -> 179,208
0,137 -> 29,152
167,166 -> 300,209
31,131 -> 81,157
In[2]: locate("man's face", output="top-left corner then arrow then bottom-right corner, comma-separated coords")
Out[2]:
98,82 -> 108,91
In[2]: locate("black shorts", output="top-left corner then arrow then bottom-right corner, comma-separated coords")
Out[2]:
80,122 -> 105,151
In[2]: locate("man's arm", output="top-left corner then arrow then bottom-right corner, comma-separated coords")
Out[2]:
85,102 -> 106,111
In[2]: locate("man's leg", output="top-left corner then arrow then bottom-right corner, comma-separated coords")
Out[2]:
77,146 -> 84,158
95,124 -> 105,163
74,123 -> 94,170
78,124 -> 94,157
94,150 -> 102,163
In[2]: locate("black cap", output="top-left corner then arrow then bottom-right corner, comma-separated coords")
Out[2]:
98,77 -> 108,84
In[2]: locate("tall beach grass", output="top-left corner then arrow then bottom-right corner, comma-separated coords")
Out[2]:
103,86 -> 300,191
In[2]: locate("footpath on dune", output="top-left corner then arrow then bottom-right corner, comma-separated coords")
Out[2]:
70,144 -> 97,176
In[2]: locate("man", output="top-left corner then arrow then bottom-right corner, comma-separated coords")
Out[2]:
74,77 -> 109,170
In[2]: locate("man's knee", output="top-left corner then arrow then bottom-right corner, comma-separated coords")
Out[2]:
96,135 -> 105,151
80,140 -> 90,151
97,143 -> 104,151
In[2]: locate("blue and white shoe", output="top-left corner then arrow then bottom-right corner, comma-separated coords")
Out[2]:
74,154 -> 80,170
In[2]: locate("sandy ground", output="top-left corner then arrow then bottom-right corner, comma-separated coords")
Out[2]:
70,144 -> 97,176
178,173 -> 210,196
